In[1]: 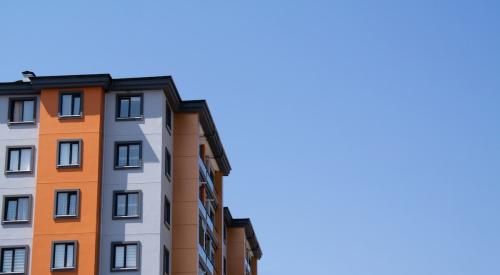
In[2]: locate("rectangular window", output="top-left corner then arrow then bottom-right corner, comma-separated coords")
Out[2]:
166,101 -> 172,131
0,246 -> 27,274
8,98 -> 35,124
113,191 -> 140,219
164,196 -> 171,226
2,196 -> 30,224
51,241 -> 77,270
163,246 -> 170,275
59,92 -> 82,117
116,94 -> 143,120
111,242 -> 139,271
224,257 -> 227,275
57,140 -> 81,168
5,147 -> 33,173
54,190 -> 79,218
115,142 -> 142,169
165,148 -> 171,178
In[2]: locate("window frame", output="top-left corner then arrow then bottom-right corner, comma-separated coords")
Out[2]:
53,190 -> 80,219
164,195 -> 171,228
163,246 -> 170,275
112,190 -> 142,220
56,139 -> 82,168
7,97 -> 36,125
165,100 -> 172,133
114,141 -> 143,169
58,91 -> 83,119
50,241 -> 78,271
4,146 -> 34,174
0,245 -> 29,275
115,94 -> 144,121
165,147 -> 171,179
110,241 -> 140,272
2,195 -> 32,225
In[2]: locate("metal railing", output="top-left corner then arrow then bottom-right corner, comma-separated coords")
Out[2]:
198,199 -> 215,234
199,156 -> 216,196
198,244 -> 215,275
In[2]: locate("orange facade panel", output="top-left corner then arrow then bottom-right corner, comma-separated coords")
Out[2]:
31,87 -> 105,275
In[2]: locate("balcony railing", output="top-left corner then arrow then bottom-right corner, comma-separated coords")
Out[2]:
245,258 -> 252,274
198,244 -> 215,275
198,199 -> 215,234
199,156 -> 216,196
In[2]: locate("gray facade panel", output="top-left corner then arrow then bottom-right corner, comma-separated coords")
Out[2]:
100,91 -> 172,275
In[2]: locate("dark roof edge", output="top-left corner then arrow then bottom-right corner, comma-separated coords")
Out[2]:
179,100 -> 231,176
0,82 -> 37,95
31,74 -> 112,90
224,207 -> 263,259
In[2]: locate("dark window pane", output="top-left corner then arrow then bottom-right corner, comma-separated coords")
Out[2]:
116,194 -> 126,216
56,193 -> 68,216
6,200 -> 17,221
53,244 -> 65,268
73,95 -> 81,115
130,96 -> 141,117
127,193 -> 139,216
59,143 -> 70,166
12,101 -> 23,122
2,250 -> 13,272
23,100 -> 34,121
119,99 -> 129,118
118,146 -> 128,166
114,246 -> 125,268
8,149 -> 19,171
62,95 -> 72,116
128,144 -> 140,166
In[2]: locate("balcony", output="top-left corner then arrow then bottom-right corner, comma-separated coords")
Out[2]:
198,199 -> 215,234
199,156 -> 216,196
198,244 -> 215,275
245,258 -> 252,274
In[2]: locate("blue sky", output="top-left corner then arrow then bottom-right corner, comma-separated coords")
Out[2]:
1,1 -> 500,274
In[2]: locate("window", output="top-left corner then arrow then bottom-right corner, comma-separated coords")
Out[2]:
163,246 -> 170,275
111,242 -> 139,271
0,246 -> 27,274
54,190 -> 79,218
51,241 -> 77,270
166,101 -> 172,131
5,147 -> 33,173
165,148 -> 171,178
8,98 -> 35,124
116,94 -> 143,120
2,196 -> 30,224
224,257 -> 227,275
59,92 -> 82,117
115,142 -> 142,169
57,140 -> 81,168
164,196 -> 171,227
113,191 -> 140,219
224,225 -> 227,243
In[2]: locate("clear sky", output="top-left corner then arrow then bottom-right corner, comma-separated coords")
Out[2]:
1,1 -> 499,274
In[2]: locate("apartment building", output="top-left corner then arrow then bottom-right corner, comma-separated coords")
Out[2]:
0,72 -> 262,275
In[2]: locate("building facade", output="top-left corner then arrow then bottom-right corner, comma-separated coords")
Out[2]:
0,72 -> 262,275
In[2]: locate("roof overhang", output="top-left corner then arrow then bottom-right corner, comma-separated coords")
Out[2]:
224,207 -> 263,259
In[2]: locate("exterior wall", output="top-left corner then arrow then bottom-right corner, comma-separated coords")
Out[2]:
0,95 -> 39,273
214,172 -> 224,275
251,258 -> 258,275
160,99 -> 174,274
172,113 -> 200,275
99,90 -> 170,275
31,87 -> 105,275
227,227 -> 246,275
